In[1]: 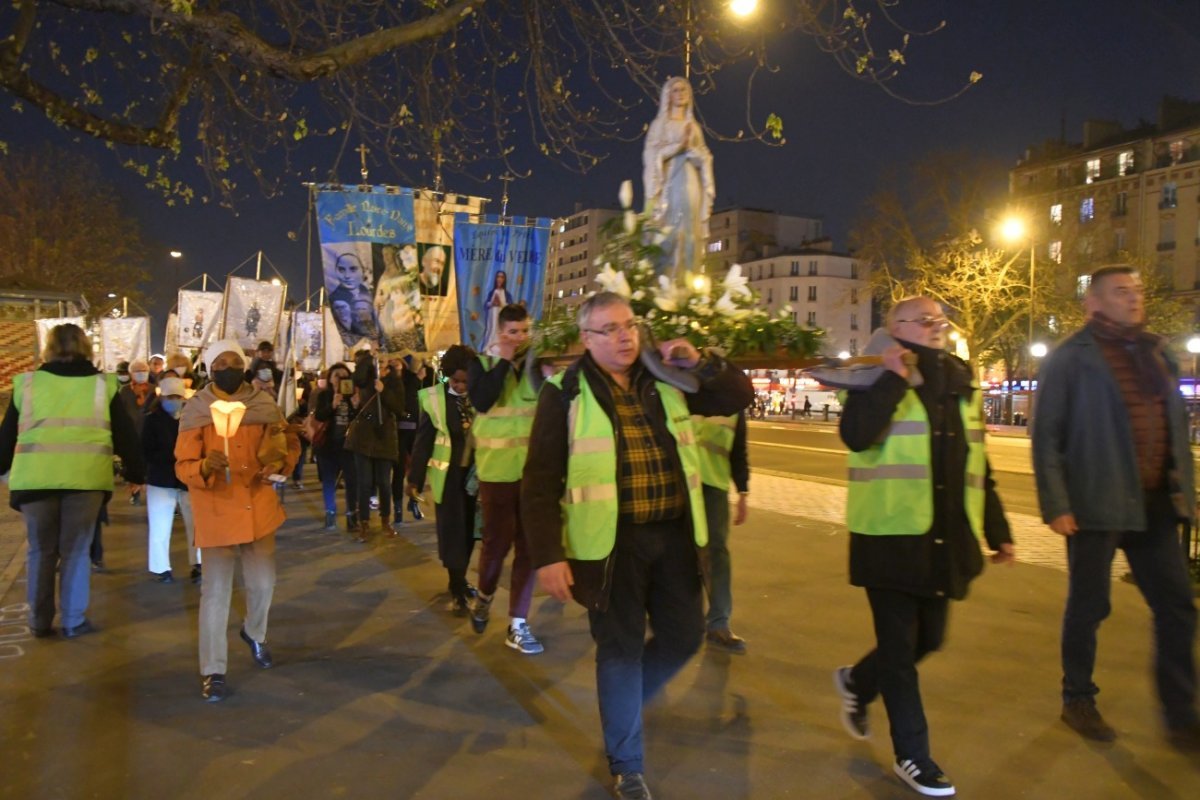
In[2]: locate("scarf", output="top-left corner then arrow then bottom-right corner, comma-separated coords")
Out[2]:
1087,312 -> 1170,397
179,382 -> 284,432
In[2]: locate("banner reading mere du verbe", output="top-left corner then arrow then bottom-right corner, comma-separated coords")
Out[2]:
452,216 -> 550,354
315,185 -> 422,352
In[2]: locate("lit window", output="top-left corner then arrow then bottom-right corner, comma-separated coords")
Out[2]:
1049,204 -> 1062,224
1048,241 -> 1062,263
1080,197 -> 1095,222
1162,182 -> 1178,209
1076,275 -> 1091,298
1118,150 -> 1135,175
557,289 -> 564,298
707,241 -> 723,253
1085,158 -> 1100,183
807,286 -> 818,302
1170,139 -> 1185,164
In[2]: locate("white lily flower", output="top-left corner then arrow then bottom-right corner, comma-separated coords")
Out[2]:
654,295 -> 678,312
594,264 -> 632,298
623,209 -> 638,234
618,180 -> 634,210
715,291 -> 752,320
632,289 -> 645,301
722,264 -> 752,298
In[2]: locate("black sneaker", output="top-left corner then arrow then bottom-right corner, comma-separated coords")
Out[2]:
893,758 -> 955,797
470,593 -> 493,634
190,565 -> 202,584
833,666 -> 869,740
613,772 -> 653,799
153,570 -> 174,584
1061,698 -> 1116,742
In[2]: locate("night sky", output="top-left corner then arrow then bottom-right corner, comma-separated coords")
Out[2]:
4,0 -> 1200,341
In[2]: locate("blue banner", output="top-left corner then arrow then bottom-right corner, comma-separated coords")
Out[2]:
453,215 -> 551,353
315,186 -> 423,352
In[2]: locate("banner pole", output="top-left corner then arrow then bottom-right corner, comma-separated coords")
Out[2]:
256,251 -> 263,281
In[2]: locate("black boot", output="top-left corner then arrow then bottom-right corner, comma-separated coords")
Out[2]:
324,511 -> 337,530
345,511 -> 358,532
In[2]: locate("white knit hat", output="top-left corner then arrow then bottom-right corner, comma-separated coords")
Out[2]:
203,339 -> 246,371
157,376 -> 186,397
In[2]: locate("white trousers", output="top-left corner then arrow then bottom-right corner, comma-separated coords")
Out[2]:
146,485 -> 199,574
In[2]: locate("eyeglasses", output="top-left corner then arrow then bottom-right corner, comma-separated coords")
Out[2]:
582,319 -> 640,338
896,315 -> 950,330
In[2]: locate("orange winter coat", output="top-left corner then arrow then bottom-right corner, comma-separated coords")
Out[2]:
175,422 -> 300,548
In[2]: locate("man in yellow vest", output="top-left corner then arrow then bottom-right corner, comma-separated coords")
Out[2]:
523,291 -> 753,800
834,296 -> 1014,798
693,410 -> 750,653
467,304 -> 544,654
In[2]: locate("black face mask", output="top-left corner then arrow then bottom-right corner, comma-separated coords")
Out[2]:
212,367 -> 245,394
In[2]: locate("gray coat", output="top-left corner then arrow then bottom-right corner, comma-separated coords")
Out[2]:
1031,326 -> 1194,531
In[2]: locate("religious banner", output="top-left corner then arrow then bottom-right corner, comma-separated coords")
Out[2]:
292,311 -> 325,373
275,310 -> 292,356
34,317 -> 86,363
452,215 -> 551,353
177,290 -> 224,349
315,185 -> 417,351
164,312 -> 179,358
414,190 -> 486,353
99,316 -> 150,373
221,277 -> 285,352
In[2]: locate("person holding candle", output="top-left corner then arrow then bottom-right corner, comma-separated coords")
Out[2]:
175,339 -> 300,702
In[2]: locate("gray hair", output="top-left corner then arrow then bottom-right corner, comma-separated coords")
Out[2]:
42,323 -> 92,364
577,291 -> 632,331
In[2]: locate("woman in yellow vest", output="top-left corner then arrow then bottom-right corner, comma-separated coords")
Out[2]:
0,324 -> 145,639
407,344 -> 478,615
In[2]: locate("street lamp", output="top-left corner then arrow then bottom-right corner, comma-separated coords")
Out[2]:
729,0 -> 759,17
1029,342 -> 1048,359
685,0 -> 761,78
169,250 -> 183,259
999,212 -> 1037,373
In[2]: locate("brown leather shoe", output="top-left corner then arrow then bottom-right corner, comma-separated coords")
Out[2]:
1061,698 -> 1116,742
706,628 -> 747,654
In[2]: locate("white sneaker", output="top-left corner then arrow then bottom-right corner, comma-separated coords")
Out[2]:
505,622 -> 544,655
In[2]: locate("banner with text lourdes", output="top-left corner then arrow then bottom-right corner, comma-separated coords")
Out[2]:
315,185 -> 422,354
452,214 -> 551,354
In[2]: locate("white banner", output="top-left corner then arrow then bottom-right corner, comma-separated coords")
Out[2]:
177,290 -> 224,348
34,317 -> 87,363
292,311 -> 325,373
99,317 -> 150,373
221,277 -> 285,352
275,310 -> 292,356
164,312 -> 179,357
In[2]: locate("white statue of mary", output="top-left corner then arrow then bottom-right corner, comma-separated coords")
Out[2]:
642,77 -> 715,279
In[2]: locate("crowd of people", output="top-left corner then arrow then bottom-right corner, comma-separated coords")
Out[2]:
0,267 -> 1197,799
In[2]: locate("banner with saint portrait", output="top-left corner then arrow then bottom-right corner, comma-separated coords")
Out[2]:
291,311 -> 325,373
99,316 -> 150,373
315,185 -> 418,352
176,290 -> 224,349
164,312 -> 179,357
452,215 -> 551,354
221,277 -> 286,352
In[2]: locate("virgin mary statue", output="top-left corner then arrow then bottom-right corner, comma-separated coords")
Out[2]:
641,77 -> 715,279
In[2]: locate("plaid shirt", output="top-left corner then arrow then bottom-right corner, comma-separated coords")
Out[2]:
606,371 -> 686,523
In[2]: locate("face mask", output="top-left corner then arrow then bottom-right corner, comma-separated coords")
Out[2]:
172,367 -> 187,376
212,367 -> 244,394
447,385 -> 466,397
161,399 -> 182,418
257,368 -> 273,382
132,371 -> 149,383
117,374 -> 130,384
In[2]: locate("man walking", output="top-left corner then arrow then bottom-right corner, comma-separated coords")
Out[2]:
523,291 -> 752,800
692,409 -> 750,653
467,304 -> 544,654
1032,265 -> 1199,749
834,296 -> 1014,797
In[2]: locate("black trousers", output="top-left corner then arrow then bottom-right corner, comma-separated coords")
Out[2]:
1062,491 -> 1198,729
354,453 -> 393,522
849,588 -> 949,762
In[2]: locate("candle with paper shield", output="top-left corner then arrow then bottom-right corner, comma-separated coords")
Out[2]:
209,400 -> 247,483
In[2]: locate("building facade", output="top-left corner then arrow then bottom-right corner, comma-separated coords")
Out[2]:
1009,96 -> 1200,306
741,240 -> 871,356
705,207 -> 824,275
544,206 -> 621,312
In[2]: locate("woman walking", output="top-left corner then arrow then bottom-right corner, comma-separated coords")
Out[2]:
344,350 -> 405,542
312,363 -> 359,531
0,324 -> 144,638
143,376 -> 200,584
175,340 -> 298,702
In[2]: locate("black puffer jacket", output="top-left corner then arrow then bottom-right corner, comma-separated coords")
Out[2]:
839,341 -> 1011,600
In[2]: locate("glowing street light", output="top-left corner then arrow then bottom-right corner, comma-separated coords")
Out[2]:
837,350 -> 851,360
1187,336 -> 1200,355
1029,342 -> 1048,359
729,0 -> 759,18
690,273 -> 712,295
998,216 -> 1026,245
169,250 -> 183,259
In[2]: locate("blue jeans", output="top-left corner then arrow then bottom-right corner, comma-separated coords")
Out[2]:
702,484 -> 733,631
22,491 -> 105,630
588,519 -> 704,775
1062,491 -> 1198,729
316,449 -> 357,515
291,440 -> 309,482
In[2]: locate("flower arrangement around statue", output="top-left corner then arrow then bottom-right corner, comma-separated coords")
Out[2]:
532,180 -> 823,361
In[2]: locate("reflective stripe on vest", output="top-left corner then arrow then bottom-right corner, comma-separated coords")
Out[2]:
473,355 -> 540,482
845,386 -> 987,536
418,385 -> 453,504
550,370 -> 708,561
691,413 -> 737,490
9,372 -> 117,491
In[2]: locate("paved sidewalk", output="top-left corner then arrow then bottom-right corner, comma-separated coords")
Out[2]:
1,478 -> 1197,799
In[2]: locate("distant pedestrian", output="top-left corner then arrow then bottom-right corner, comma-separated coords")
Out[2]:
522,292 -> 753,800
0,324 -> 145,638
1032,265 -> 1199,750
835,296 -> 1014,797
408,345 -> 479,615
803,396 -> 812,418
142,376 -> 200,584
175,339 -> 299,702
